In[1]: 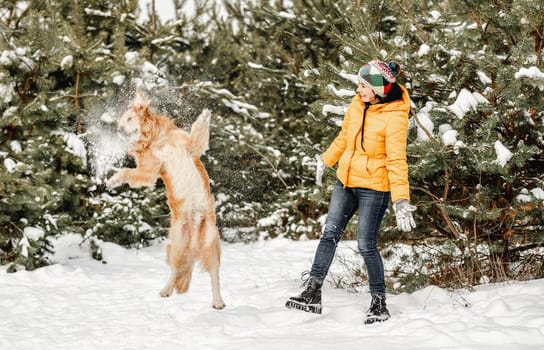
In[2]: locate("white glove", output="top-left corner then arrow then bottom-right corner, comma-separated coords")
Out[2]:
315,155 -> 326,187
393,199 -> 417,232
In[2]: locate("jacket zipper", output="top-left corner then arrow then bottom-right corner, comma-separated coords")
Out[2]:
345,103 -> 369,187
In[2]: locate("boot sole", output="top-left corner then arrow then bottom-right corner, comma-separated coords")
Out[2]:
364,314 -> 390,324
285,300 -> 322,314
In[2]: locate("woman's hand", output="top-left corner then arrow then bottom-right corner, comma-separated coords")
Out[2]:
393,199 -> 416,232
315,155 -> 326,186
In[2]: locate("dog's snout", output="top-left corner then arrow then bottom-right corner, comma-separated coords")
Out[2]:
117,125 -> 130,138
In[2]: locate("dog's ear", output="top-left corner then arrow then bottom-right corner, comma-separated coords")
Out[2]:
133,90 -> 149,111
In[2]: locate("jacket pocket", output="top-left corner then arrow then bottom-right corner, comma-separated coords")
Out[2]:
366,157 -> 386,176
357,154 -> 371,176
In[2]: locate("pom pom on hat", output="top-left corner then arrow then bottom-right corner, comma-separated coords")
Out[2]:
358,60 -> 401,98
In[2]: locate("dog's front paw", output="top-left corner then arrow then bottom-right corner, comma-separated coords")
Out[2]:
212,300 -> 226,310
106,171 -> 124,189
160,287 -> 173,298
197,109 -> 211,126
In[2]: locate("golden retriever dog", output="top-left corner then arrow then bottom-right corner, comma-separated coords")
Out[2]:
106,91 -> 225,310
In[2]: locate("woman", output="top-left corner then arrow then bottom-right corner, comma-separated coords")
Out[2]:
285,60 -> 416,324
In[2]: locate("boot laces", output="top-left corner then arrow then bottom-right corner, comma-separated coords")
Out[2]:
368,294 -> 386,314
299,270 -> 311,288
297,271 -> 321,301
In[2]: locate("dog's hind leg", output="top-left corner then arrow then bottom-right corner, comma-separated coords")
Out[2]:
208,262 -> 225,310
201,228 -> 225,310
160,219 -> 188,297
160,243 -> 176,297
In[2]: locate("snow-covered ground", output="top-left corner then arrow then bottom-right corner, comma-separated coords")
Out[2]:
1,235 -> 543,350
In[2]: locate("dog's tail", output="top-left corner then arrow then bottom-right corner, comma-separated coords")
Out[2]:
174,261 -> 194,293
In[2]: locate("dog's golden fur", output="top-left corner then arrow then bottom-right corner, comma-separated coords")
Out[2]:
107,91 -> 225,309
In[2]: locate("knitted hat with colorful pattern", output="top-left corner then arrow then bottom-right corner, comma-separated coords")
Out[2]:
358,60 -> 401,98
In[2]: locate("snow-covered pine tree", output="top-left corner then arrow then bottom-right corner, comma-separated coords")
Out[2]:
401,0 -> 544,285
0,0 -> 167,269
1,0 -> 542,287
0,1 -> 91,270
204,0 -> 346,240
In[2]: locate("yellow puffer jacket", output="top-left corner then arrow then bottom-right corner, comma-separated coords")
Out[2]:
321,85 -> 411,202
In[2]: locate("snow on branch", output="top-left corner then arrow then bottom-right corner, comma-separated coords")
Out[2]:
322,104 -> 346,117
52,131 -> 88,167
84,8 -> 112,17
326,84 -> 355,98
494,140 -> 513,167
415,102 -> 435,141
447,88 -> 488,119
515,66 -> 544,90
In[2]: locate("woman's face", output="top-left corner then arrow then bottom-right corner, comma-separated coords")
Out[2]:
357,83 -> 379,104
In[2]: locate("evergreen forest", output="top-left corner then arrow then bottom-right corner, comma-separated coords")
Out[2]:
1,0 -> 543,292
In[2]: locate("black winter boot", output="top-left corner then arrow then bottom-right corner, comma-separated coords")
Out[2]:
364,293 -> 390,324
285,277 -> 322,314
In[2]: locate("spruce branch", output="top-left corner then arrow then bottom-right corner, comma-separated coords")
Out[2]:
396,1 -> 429,45
415,185 -> 461,240
242,142 -> 290,192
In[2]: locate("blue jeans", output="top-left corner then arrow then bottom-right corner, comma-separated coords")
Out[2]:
310,181 -> 390,295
